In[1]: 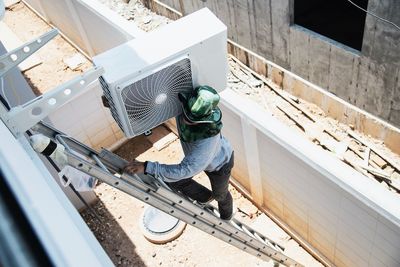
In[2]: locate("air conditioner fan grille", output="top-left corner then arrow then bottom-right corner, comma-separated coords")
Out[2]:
121,58 -> 193,135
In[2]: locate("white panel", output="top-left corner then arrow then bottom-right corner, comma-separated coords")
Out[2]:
72,0 -> 144,54
220,104 -> 250,190
0,122 -> 113,266
25,0 -> 144,55
93,8 -> 227,137
93,8 -> 227,90
335,246 -> 368,267
241,117 -> 263,204
369,244 -> 400,267
339,195 -> 378,237
220,89 -> 400,265
376,216 -> 400,250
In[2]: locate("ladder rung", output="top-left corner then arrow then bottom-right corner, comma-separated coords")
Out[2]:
33,122 -> 304,267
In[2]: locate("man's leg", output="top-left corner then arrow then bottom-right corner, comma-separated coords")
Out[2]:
205,152 -> 234,220
167,178 -> 213,203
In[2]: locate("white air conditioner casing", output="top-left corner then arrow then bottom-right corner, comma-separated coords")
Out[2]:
93,8 -> 227,137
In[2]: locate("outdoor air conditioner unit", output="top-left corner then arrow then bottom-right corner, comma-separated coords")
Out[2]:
93,8 -> 227,137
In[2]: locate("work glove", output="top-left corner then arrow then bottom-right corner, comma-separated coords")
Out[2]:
124,160 -> 146,175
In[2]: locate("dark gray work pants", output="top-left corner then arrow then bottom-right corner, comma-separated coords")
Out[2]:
167,153 -> 234,220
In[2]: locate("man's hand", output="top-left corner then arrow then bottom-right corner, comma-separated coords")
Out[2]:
124,161 -> 145,175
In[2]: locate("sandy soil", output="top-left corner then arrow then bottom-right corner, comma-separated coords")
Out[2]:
3,2 -> 92,95
82,125 -> 322,267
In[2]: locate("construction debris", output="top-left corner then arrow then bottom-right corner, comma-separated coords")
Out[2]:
99,0 -> 400,195
63,53 -> 86,71
227,55 -> 400,194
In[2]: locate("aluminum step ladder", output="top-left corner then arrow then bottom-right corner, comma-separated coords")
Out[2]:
0,32 -> 302,266
33,121 -> 303,267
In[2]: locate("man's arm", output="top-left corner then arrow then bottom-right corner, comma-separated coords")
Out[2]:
143,136 -> 219,182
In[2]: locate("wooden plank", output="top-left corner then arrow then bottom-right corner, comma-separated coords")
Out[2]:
252,0 -> 273,59
158,0 -> 180,12
348,130 -> 400,173
0,22 -> 42,71
230,54 -> 315,123
270,0 -> 290,69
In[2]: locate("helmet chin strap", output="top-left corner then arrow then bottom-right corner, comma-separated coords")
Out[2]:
181,115 -> 198,125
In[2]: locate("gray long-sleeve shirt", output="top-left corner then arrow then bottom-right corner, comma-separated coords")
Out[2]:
145,133 -> 233,183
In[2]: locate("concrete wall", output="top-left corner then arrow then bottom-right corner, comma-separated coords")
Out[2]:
25,0 -> 144,56
24,0 -> 145,151
46,82 -> 125,151
157,0 -> 400,128
221,89 -> 400,267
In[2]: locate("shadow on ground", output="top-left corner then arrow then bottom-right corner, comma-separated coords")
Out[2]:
81,199 -> 146,267
114,134 -> 153,161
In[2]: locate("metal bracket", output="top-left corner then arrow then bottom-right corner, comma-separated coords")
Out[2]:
0,29 -> 59,78
2,66 -> 104,136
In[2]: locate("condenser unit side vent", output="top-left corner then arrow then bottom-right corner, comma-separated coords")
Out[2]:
99,76 -> 125,133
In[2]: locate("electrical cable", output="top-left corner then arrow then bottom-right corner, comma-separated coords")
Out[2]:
346,0 -> 400,31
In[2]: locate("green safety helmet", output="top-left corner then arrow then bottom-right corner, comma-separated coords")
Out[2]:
178,85 -> 222,124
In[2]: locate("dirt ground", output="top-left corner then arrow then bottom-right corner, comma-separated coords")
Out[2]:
81,125 -> 322,267
3,2 -> 92,95
3,1 -> 400,267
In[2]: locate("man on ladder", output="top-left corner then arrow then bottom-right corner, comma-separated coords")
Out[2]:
124,85 -> 235,221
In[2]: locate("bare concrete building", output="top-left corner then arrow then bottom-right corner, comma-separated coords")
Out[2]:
158,0 -> 400,128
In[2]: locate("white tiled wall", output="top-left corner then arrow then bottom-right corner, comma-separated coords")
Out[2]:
220,89 -> 400,267
48,82 -> 124,151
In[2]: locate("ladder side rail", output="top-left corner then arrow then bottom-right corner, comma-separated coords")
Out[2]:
33,122 -> 99,159
94,148 -> 287,252
58,138 -> 291,260
155,185 -> 287,255
33,123 -> 301,266
66,152 -> 301,266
